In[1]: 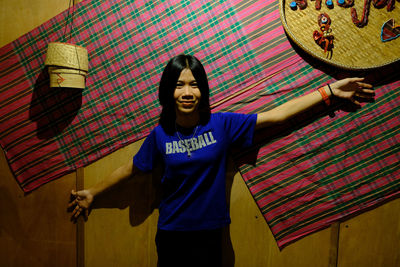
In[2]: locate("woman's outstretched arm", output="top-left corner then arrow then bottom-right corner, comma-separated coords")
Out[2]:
255,77 -> 374,130
68,160 -> 138,220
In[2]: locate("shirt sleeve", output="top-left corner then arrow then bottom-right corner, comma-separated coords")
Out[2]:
133,129 -> 160,172
221,112 -> 257,148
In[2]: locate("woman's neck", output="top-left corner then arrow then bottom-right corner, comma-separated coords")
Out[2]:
175,112 -> 200,128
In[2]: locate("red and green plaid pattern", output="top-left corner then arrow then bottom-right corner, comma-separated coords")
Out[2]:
0,0 -> 298,192
214,60 -> 400,248
1,0 -> 399,249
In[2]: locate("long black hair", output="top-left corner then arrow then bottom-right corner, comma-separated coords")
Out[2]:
158,54 -> 211,134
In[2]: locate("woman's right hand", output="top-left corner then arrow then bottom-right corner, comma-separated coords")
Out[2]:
68,189 -> 94,220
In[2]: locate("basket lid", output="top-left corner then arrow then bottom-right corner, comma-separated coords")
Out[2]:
44,42 -> 88,71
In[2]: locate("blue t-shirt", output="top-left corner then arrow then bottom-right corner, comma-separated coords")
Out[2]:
133,112 -> 257,231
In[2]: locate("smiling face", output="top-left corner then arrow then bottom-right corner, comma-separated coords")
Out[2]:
174,68 -> 202,118
158,55 -> 211,132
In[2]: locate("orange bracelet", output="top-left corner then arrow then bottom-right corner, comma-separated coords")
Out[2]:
318,87 -> 331,106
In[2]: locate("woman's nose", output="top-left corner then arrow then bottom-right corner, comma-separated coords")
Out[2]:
182,86 -> 194,99
183,85 -> 192,95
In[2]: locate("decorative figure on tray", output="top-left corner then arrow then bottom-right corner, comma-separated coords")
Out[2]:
313,13 -> 334,59
381,18 -> 400,42
314,0 -> 335,10
337,0 -> 354,7
350,0 -> 371,27
350,0 -> 396,28
290,0 -> 308,10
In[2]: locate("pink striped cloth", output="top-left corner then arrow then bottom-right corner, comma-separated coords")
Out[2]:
216,59 -> 400,248
0,0 -> 299,192
1,0 -> 399,249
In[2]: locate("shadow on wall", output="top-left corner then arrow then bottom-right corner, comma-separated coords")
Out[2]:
29,67 -> 82,140
89,170 -> 162,226
286,33 -> 400,86
84,162 -> 238,266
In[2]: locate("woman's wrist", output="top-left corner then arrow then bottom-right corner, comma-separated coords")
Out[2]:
318,86 -> 332,106
327,84 -> 334,97
328,80 -> 343,97
87,188 -> 97,199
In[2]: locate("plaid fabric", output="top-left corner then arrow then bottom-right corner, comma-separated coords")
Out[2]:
0,0 -> 299,192
215,60 -> 400,248
1,0 -> 399,249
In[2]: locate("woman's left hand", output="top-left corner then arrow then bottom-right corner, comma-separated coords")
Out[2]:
330,77 -> 375,106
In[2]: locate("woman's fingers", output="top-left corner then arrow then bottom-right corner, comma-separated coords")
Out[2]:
74,204 -> 80,213
68,200 -> 75,208
347,80 -> 374,105
70,189 -> 90,221
74,210 -> 80,218
69,194 -> 84,217
351,97 -> 361,106
73,205 -> 83,218
72,206 -> 79,218
73,206 -> 89,220
356,91 -> 375,99
356,83 -> 373,89
348,77 -> 364,83
68,196 -> 82,208
361,88 -> 375,93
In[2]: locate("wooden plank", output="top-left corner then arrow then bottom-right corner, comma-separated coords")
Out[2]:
338,198 -> 400,267
0,0 -> 71,45
228,157 -> 333,267
76,167 -> 85,267
0,148 -> 76,267
83,140 -> 159,267
329,222 -> 340,267
0,1 -> 82,266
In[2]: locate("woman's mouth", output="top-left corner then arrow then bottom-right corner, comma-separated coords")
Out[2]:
180,100 -> 195,107
181,102 -> 194,108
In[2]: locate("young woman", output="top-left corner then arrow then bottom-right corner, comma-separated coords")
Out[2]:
68,54 -> 374,266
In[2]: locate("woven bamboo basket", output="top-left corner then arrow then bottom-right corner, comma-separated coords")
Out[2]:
45,42 -> 88,89
279,0 -> 400,69
48,67 -> 87,88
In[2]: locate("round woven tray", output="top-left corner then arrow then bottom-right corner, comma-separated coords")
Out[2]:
279,0 -> 400,69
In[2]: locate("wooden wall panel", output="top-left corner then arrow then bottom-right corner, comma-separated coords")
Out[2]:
338,198 -> 400,267
226,159 -> 333,267
82,146 -> 335,267
0,0 -> 71,45
0,1 -> 80,267
0,148 -> 76,267
1,1 -> 400,267
83,140 -> 159,267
